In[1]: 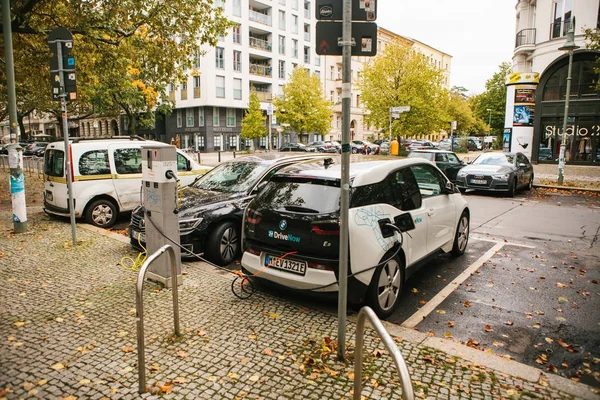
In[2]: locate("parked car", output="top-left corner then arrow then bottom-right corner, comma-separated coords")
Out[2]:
130,153 -> 329,266
438,138 -> 459,151
538,147 -> 554,161
43,138 -> 210,228
279,143 -> 317,152
408,150 -> 466,182
23,142 -> 48,156
324,141 -> 341,153
351,140 -> 378,153
306,141 -> 337,153
407,140 -> 438,151
241,156 -> 470,318
455,152 -> 534,197
466,138 -> 483,151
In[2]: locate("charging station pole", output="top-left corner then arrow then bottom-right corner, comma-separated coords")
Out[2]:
141,144 -> 182,287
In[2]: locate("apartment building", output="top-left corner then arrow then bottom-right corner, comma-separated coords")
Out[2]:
509,0 -> 600,164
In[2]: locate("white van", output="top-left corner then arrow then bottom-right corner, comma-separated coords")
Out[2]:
43,137 -> 210,228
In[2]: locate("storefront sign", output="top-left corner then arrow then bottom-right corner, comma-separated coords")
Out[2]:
544,125 -> 600,137
213,127 -> 234,132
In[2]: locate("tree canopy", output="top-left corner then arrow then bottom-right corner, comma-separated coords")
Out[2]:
356,40 -> 449,139
584,27 -> 600,92
240,91 -> 268,146
469,62 -> 512,135
0,0 -> 233,136
273,68 -> 331,137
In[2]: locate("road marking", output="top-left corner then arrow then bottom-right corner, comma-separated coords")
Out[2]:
470,235 -> 536,248
401,241 -> 505,329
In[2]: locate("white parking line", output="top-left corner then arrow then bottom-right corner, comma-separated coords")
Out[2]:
401,241 -> 505,329
470,235 -> 537,249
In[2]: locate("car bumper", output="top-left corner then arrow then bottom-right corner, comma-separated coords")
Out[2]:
455,176 -> 510,192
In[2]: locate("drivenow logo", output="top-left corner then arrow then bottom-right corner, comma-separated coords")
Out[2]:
319,5 -> 333,19
268,230 -> 301,243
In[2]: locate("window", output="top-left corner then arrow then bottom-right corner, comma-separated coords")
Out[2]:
315,56 -> 320,67
176,153 -> 189,172
279,10 -> 286,30
213,107 -> 220,126
304,46 -> 310,63
279,35 -> 286,54
292,0 -> 298,10
198,108 -> 205,126
43,149 -> 64,177
181,80 -> 188,100
215,47 -> 224,69
303,23 -> 310,41
232,0 -> 241,16
197,135 -> 205,149
292,15 -> 298,34
216,76 -> 225,98
79,150 -> 110,176
193,76 -> 201,98
387,169 -> 422,211
351,180 -> 393,208
186,108 -> 194,127
279,60 -> 286,79
232,24 -> 241,44
314,70 -> 320,79
233,78 -> 242,100
227,109 -> 236,127
330,66 -> 334,80
356,94 -> 360,107
292,39 -> 298,58
114,148 -> 142,174
409,165 -> 445,198
177,109 -> 182,127
213,135 -> 222,149
330,90 -> 334,102
446,153 -> 459,163
193,50 -> 201,68
233,50 -> 242,71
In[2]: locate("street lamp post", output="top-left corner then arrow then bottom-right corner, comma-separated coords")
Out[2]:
487,108 -> 492,134
557,16 -> 579,185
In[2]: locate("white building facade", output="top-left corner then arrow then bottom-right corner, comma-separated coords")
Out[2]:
509,0 -> 600,164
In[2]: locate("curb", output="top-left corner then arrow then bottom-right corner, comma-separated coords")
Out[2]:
84,225 -> 600,400
533,183 -> 600,193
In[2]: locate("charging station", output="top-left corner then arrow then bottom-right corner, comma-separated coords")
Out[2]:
141,144 -> 182,287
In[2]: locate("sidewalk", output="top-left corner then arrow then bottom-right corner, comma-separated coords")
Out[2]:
1,207 -> 597,399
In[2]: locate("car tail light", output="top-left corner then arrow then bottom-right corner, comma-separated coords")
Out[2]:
246,209 -> 262,224
311,219 -> 340,235
308,262 -> 334,271
245,247 -> 261,256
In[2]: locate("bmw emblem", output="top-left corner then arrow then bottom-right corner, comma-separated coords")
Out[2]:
279,220 -> 287,230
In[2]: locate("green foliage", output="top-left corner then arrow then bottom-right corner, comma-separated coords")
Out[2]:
273,68 -> 332,136
241,91 -> 268,141
356,40 -> 449,139
0,0 -> 234,135
447,89 -> 477,134
584,28 -> 600,92
469,62 -> 512,135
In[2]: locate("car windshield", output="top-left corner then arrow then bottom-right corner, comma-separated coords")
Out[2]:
472,154 -> 514,166
191,160 -> 268,193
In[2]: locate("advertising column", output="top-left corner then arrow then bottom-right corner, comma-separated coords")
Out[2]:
504,72 -> 539,158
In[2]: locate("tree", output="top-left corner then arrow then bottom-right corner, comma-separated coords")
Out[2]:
356,40 -> 449,139
447,89 -> 476,135
273,68 -> 331,138
0,0 -> 233,135
240,91 -> 268,150
584,27 -> 600,91
470,62 -> 512,135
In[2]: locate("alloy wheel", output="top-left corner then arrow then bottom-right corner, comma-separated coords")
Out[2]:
376,260 -> 402,311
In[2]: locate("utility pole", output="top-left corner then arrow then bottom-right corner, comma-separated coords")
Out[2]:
3,0 -> 27,233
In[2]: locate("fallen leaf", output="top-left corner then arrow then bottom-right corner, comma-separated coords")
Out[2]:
13,321 -> 25,327
51,362 -> 65,370
61,396 -> 77,400
444,331 -> 452,338
240,358 -> 249,363
447,321 -> 454,328
55,317 -> 64,323
263,348 -> 273,356
176,351 -> 187,359
228,372 -> 239,380
436,309 -> 446,314
151,365 -> 160,371
419,300 -> 427,305
545,337 -> 554,343
197,328 -> 207,336
207,376 -> 217,382
248,334 -> 257,340
28,389 -> 38,396
159,382 -> 172,394
557,296 -> 569,303
484,325 -> 493,332
372,349 -> 387,357
463,301 -> 471,308
128,308 -> 137,316
504,321 -> 514,326
555,282 -> 568,288
269,313 -> 279,319
117,331 -> 128,337
79,379 -> 90,385
23,382 -> 34,390
173,377 -> 186,384
37,379 -> 47,385
7,336 -> 15,341
122,346 -> 134,353
248,376 -> 260,382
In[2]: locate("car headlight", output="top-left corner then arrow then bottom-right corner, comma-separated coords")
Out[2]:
179,217 -> 203,231
457,170 -> 468,178
492,173 -> 510,179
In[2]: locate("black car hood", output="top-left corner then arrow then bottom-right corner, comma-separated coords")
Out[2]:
177,186 -> 248,219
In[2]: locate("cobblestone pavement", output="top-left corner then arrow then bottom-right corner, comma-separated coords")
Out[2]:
0,208 -> 597,399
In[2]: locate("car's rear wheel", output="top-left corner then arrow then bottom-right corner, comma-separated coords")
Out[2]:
85,199 -> 117,228
507,178 -> 517,197
526,174 -> 534,191
366,256 -> 404,319
351,147 -> 358,154
451,212 -> 470,257
206,221 -> 239,266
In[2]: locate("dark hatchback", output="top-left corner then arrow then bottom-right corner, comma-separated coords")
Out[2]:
408,150 -> 465,182
129,153 -> 327,266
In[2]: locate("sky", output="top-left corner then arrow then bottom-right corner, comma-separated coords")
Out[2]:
376,0 -> 516,95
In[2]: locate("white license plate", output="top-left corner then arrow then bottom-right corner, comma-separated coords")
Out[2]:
265,254 -> 307,276
470,179 -> 487,185
133,231 -> 146,243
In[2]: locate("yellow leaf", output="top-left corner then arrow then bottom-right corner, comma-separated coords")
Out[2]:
173,377 -> 186,384
55,317 -> 64,323
51,363 -> 65,370
117,331 -> 128,337
207,376 -> 217,382
128,308 -> 137,316
28,389 -> 38,396
122,346 -> 134,353
444,332 -> 452,338
269,313 -> 279,319
436,310 -> 446,314
248,334 -> 257,340
248,376 -> 260,382
228,372 -> 239,379
159,382 -> 172,394
240,358 -> 249,363
79,379 -> 90,385
7,336 -> 15,341
120,367 -> 133,373
151,365 -> 160,371
13,321 -> 25,327
263,348 -> 273,356
507,389 -> 516,395
37,379 -> 47,385
557,296 -> 569,302
61,395 -> 77,399
176,351 -> 187,359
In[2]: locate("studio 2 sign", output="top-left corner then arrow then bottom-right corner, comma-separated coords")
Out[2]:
544,124 -> 600,137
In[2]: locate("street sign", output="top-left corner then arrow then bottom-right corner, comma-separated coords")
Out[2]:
390,106 -> 410,113
316,21 -> 377,56
47,27 -> 77,102
47,27 -> 74,56
316,0 -> 377,21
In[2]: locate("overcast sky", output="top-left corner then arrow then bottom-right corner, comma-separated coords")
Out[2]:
376,1 -> 516,95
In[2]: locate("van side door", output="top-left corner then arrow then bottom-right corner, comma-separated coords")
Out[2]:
109,144 -> 144,211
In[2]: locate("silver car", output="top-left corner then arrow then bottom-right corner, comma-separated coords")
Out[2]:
455,152 -> 534,197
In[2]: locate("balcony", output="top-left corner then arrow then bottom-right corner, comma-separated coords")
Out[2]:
249,10 -> 272,26
181,89 -> 188,100
549,18 -> 571,40
193,87 -> 201,98
249,36 -> 272,51
515,28 -> 536,55
250,63 -> 272,77
253,90 -> 272,101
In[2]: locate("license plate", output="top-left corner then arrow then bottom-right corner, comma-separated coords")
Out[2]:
45,190 -> 53,201
132,231 -> 146,244
470,179 -> 487,185
265,254 -> 307,276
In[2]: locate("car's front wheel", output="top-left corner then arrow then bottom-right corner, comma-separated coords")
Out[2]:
526,174 -> 534,191
206,221 -> 239,266
366,256 -> 404,319
507,178 -> 517,197
85,199 -> 117,228
451,211 -> 470,257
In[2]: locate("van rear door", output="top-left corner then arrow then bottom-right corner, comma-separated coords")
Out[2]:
108,143 -> 144,212
43,146 -> 69,213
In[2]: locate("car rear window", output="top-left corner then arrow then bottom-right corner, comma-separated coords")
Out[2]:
44,149 -> 64,177
257,177 -> 341,214
408,152 -> 434,161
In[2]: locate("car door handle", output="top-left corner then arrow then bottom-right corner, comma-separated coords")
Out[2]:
427,208 -> 435,217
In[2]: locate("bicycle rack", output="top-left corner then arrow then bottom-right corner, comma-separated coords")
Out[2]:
354,307 -> 414,400
135,245 -> 181,394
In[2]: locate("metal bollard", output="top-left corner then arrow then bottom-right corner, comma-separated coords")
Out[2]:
218,151 -> 221,163
233,150 -> 236,158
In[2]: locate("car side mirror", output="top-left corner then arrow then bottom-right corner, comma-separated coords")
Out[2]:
394,213 -> 416,233
445,181 -> 458,194
186,158 -> 192,171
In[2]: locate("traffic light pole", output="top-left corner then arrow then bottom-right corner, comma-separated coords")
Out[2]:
337,0 -> 352,361
55,40 -> 77,245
